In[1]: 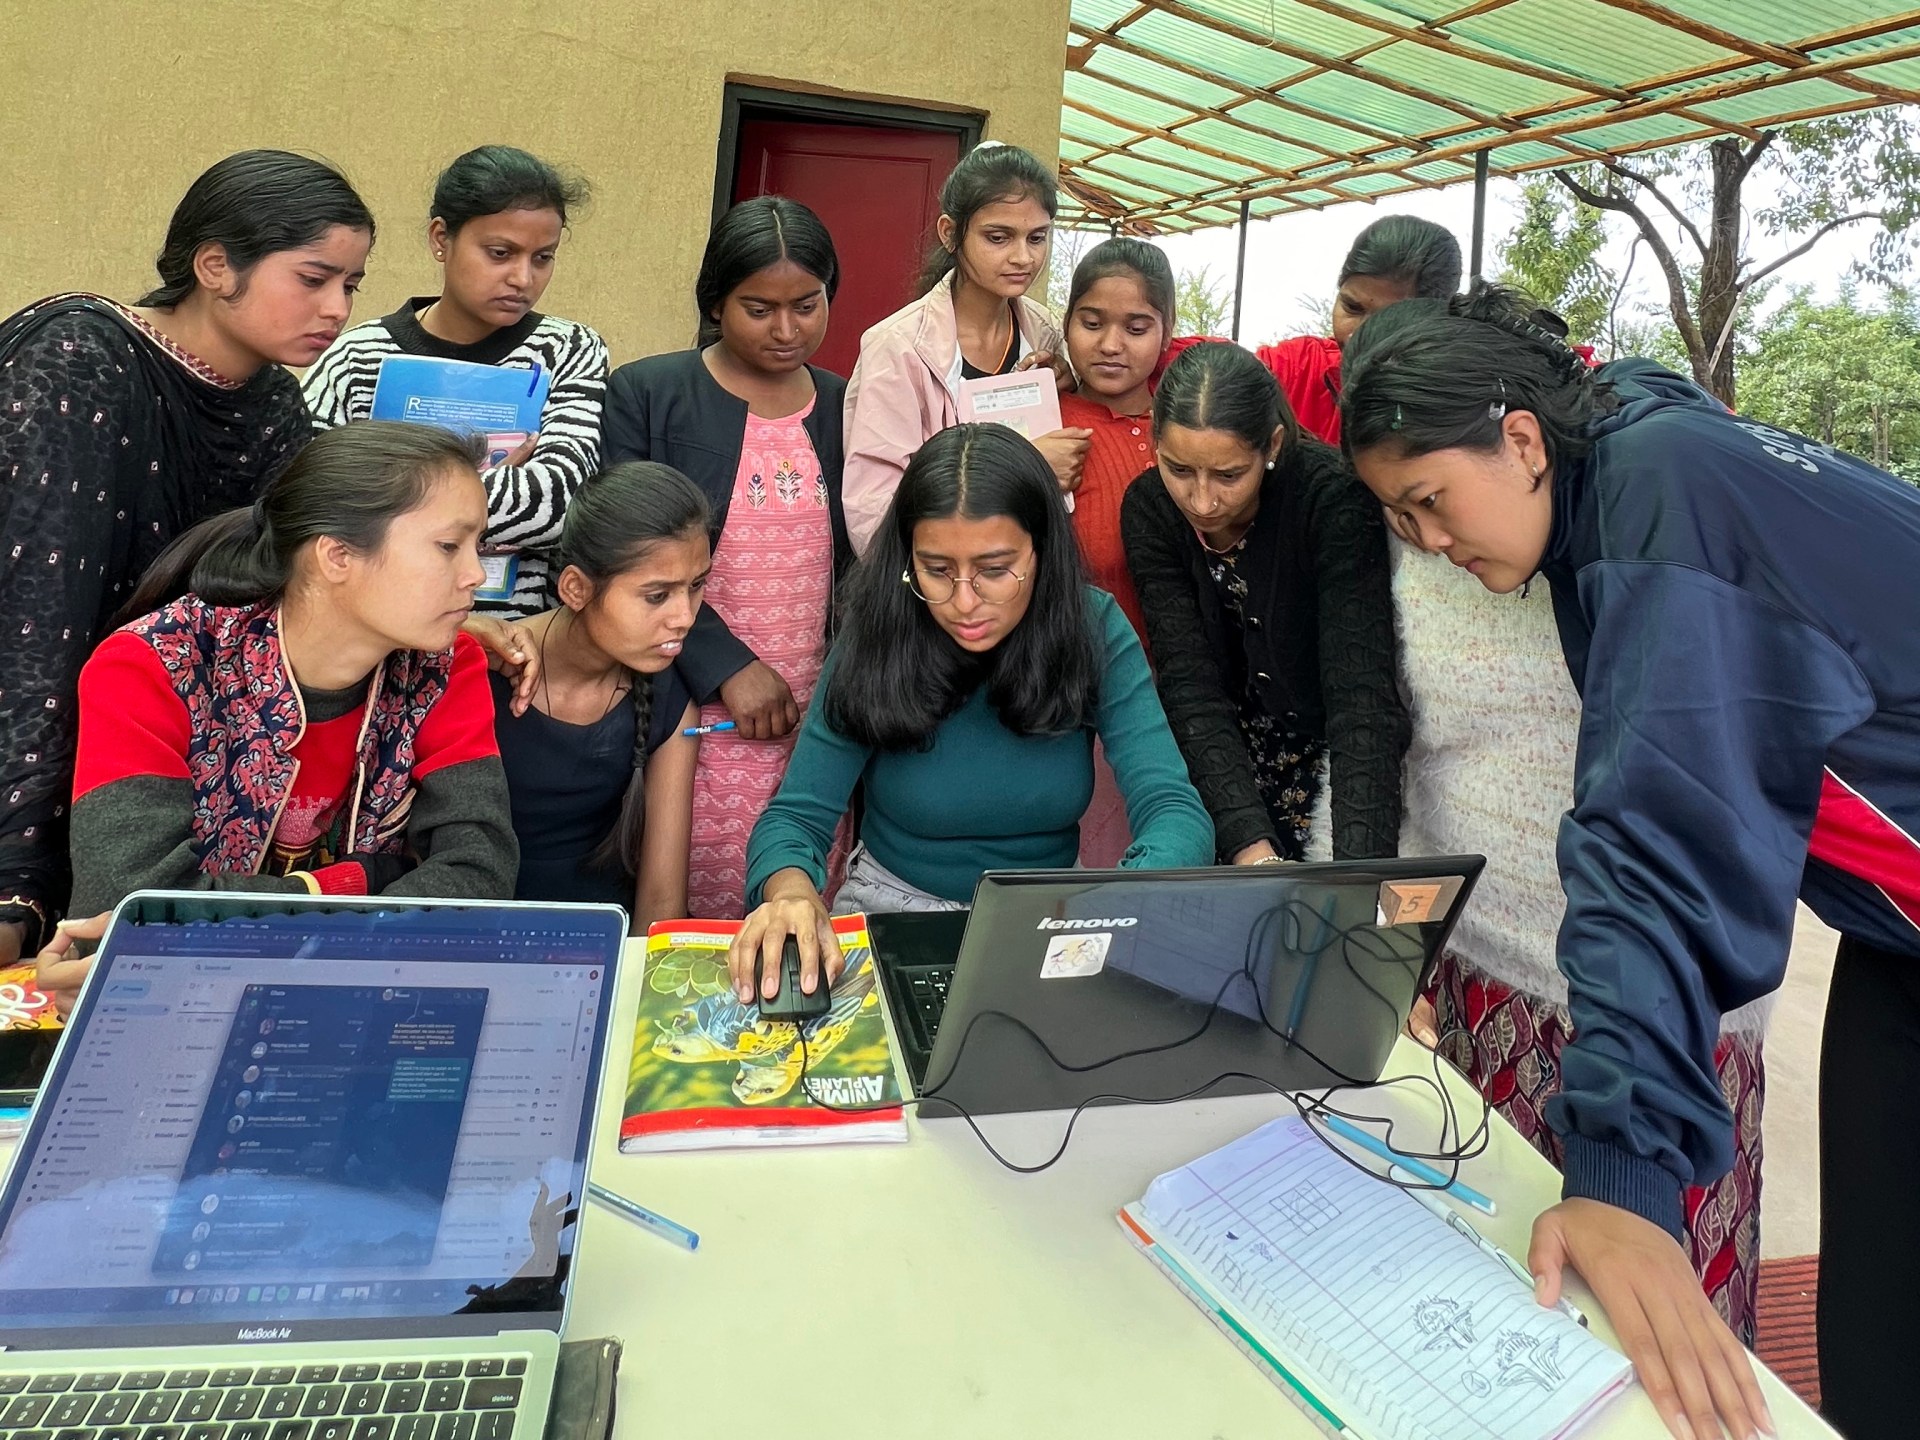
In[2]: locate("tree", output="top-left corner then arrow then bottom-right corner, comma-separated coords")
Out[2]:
1496,179 -> 1615,345
1554,110 -> 1920,406
1175,263 -> 1232,337
1044,227 -> 1097,317
1739,286 -> 1920,480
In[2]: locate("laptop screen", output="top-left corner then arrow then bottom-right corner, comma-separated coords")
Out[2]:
0,898 -> 621,1348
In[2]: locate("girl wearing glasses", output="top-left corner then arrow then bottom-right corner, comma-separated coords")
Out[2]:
1122,342 -> 1408,867
727,423 -> 1213,1002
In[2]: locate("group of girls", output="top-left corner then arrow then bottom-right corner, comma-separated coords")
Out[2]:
5,131 -> 1918,1440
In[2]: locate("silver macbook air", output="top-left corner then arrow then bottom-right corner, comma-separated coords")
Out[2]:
0,892 -> 624,1440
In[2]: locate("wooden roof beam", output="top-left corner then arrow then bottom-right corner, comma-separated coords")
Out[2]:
1140,52 -> 1920,217
1067,53 -> 1329,173
1291,0 -> 1637,100
1062,97 -> 1297,180
1065,129 -> 1303,194
1143,0 -> 1526,134
1120,86 -> 1895,230
1365,34 -> 1920,150
1593,0 -> 1920,105
1070,20 -> 1420,154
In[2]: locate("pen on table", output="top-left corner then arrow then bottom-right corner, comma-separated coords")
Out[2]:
1399,1180 -> 1588,1326
587,1181 -> 700,1252
1317,1112 -> 1498,1216
681,720 -> 736,737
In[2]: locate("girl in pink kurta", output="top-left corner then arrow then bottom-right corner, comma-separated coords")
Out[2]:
601,197 -> 854,919
685,409 -> 836,914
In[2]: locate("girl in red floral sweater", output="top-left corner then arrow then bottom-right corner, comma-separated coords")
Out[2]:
38,423 -> 518,1013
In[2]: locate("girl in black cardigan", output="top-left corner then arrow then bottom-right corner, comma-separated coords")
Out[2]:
600,197 -> 851,916
1121,342 -> 1407,863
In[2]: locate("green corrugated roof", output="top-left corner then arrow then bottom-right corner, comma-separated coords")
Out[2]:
1059,0 -> 1920,233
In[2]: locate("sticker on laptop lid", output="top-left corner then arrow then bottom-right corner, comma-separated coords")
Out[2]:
1377,875 -> 1465,927
1040,933 -> 1112,978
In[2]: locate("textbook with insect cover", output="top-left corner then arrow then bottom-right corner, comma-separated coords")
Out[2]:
619,915 -> 907,1152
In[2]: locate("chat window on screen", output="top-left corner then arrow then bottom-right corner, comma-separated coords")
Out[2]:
152,984 -> 488,1276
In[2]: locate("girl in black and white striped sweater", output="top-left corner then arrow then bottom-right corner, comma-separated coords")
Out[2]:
303,145 -> 608,617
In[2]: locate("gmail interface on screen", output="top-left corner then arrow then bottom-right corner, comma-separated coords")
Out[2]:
0,919 -> 608,1330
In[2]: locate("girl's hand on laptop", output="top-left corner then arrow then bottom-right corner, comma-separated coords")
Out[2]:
729,870 -> 842,1004
34,910 -> 110,1018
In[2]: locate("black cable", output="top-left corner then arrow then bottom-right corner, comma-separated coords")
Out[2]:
789,895 -> 1496,1191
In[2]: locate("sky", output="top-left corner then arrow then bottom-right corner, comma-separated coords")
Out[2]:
1129,169 -> 1897,347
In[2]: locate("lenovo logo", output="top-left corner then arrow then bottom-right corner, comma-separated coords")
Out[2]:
235,1326 -> 292,1341
1035,917 -> 1137,931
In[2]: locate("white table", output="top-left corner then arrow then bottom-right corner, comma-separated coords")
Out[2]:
574,942 -> 1833,1438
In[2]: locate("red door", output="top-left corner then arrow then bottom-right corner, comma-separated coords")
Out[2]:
733,118 -> 963,378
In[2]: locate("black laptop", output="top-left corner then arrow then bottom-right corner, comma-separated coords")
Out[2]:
871,857 -> 1483,1117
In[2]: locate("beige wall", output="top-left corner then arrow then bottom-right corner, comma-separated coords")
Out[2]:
3,0 -> 1070,363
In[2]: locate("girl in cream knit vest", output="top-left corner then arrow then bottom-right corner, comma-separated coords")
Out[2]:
1393,544 -> 1769,1345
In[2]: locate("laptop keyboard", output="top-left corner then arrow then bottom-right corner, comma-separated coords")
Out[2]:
0,1358 -> 532,1440
902,964 -> 953,1051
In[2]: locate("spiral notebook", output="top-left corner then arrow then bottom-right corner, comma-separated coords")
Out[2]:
1120,1116 -> 1633,1440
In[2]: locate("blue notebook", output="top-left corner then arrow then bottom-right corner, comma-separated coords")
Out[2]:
369,355 -> 549,466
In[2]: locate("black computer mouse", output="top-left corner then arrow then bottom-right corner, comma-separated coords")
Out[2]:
757,934 -> 832,1021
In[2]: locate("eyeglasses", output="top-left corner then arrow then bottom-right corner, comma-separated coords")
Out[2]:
902,563 -> 1029,605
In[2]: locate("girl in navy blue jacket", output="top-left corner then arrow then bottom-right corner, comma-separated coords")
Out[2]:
1343,285 -> 1920,1440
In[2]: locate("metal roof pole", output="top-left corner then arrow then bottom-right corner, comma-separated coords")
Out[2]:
1469,148 -> 1490,283
1232,197 -> 1251,340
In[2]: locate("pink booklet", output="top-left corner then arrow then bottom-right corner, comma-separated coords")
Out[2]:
957,370 -> 1062,439
957,372 -> 1073,510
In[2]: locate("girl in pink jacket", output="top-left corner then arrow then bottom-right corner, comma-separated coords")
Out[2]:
842,143 -> 1082,552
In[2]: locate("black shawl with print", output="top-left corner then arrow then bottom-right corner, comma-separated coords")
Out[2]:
0,293 -> 311,944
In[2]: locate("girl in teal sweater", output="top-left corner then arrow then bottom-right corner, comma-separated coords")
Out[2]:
730,423 -> 1213,1001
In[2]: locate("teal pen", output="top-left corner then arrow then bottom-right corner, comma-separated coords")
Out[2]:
682,720 -> 736,737
1318,1113 -> 1498,1216
588,1182 -> 700,1252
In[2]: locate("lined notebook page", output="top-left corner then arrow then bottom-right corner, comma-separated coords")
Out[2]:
1140,1117 -> 1632,1440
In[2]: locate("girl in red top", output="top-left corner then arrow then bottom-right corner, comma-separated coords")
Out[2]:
1058,239 -> 1177,864
1263,216 -> 1462,443
39,423 -> 518,1012
1163,215 -> 1462,445
1058,238 -> 1175,646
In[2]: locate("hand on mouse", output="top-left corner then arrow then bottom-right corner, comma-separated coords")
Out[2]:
728,868 -> 842,1003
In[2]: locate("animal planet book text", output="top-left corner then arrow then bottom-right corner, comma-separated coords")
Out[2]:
618,916 -> 907,1152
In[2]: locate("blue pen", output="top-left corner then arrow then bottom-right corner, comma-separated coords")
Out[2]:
1318,1113 -> 1497,1216
588,1181 -> 700,1252
681,720 -> 736,737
